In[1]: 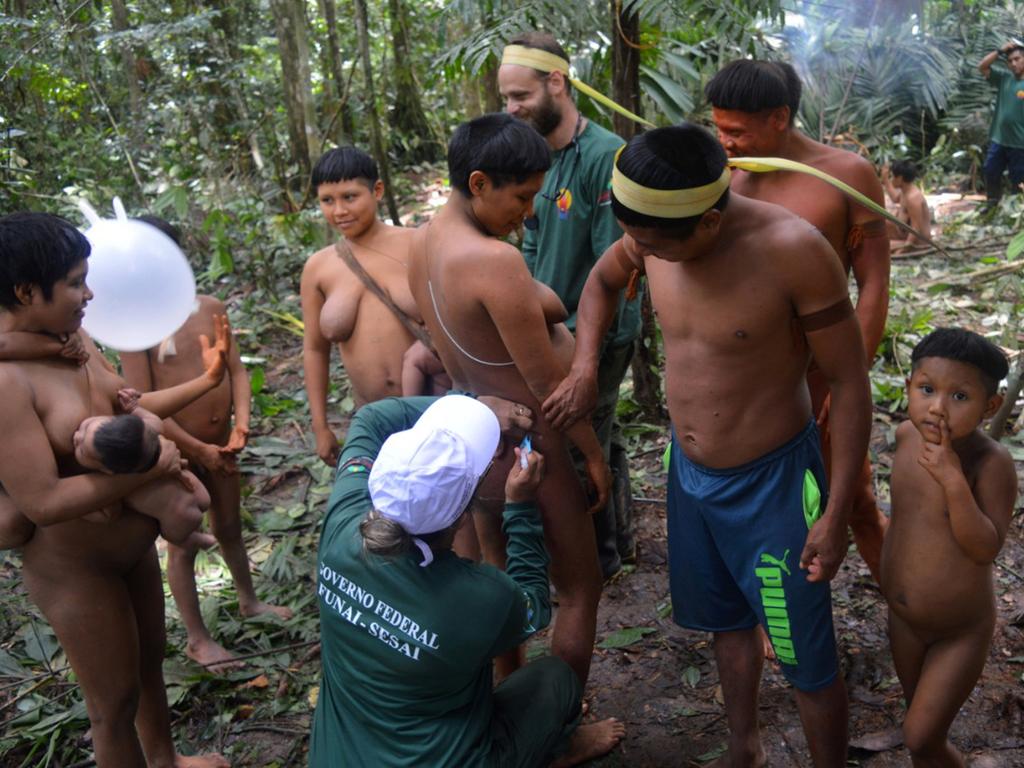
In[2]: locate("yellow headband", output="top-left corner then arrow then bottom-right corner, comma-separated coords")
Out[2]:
610,151 -> 945,252
611,146 -> 731,218
500,45 -> 655,128
501,44 -> 570,74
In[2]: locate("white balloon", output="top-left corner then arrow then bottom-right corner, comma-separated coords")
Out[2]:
79,199 -> 196,352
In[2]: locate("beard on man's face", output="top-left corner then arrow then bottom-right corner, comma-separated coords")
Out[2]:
524,92 -> 562,137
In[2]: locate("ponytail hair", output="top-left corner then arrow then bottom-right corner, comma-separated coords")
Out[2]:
359,509 -> 414,558
358,509 -> 455,560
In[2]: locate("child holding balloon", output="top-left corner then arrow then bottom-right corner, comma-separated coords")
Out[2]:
120,216 -> 293,673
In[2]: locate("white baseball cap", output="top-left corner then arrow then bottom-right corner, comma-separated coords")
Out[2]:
368,396 -> 500,565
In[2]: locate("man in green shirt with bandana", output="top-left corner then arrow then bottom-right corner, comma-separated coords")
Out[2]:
310,394 -> 624,767
979,40 -> 1024,205
498,31 -> 642,579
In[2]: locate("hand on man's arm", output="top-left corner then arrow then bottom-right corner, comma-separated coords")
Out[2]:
543,238 -> 637,430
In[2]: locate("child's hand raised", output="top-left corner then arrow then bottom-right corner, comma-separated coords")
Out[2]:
200,314 -> 231,383
917,417 -> 962,486
220,425 -> 249,454
59,333 -> 90,366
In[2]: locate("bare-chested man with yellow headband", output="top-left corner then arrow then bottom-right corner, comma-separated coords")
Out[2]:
545,123 -> 871,767
707,60 -> 890,583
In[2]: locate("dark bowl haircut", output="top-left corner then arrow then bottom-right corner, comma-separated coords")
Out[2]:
890,160 -> 919,184
134,215 -> 182,247
447,113 -> 552,197
0,212 -> 91,308
610,123 -> 730,239
93,414 -> 161,474
312,146 -> 380,191
911,328 -> 1009,396
705,59 -> 802,123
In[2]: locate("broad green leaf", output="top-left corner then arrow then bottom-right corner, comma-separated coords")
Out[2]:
598,626 -> 656,649
1006,230 -> 1024,260
682,665 -> 701,687
697,743 -> 728,763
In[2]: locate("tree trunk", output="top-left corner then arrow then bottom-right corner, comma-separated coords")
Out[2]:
109,0 -> 143,143
481,65 -> 502,113
462,74 -> 484,118
353,0 -> 402,224
318,0 -> 352,146
611,0 -> 642,141
612,0 -> 663,419
207,0 -> 265,175
270,0 -> 320,188
387,0 -> 436,162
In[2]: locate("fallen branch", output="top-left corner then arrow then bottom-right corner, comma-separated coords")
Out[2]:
996,557 -> 1024,582
919,258 -> 1024,289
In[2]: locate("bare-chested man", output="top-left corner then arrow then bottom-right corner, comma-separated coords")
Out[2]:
407,113 -> 611,689
706,60 -> 889,581
0,212 -> 228,767
545,124 -> 871,766
302,147 -> 422,466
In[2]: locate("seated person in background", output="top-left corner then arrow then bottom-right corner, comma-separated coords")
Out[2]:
301,147 -> 423,466
310,394 -> 623,768
882,160 -> 931,253
881,328 -> 1016,767
122,216 -> 292,674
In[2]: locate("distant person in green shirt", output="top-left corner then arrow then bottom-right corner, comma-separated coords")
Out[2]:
310,394 -> 624,768
979,40 -> 1024,205
498,31 -> 640,581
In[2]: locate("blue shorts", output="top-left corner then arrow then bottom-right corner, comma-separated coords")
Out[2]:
667,420 -> 839,692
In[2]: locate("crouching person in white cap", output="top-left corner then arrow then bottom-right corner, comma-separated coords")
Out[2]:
310,394 -> 624,767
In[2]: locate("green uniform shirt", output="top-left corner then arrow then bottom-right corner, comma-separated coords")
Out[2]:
522,120 -> 642,347
988,66 -> 1024,149
310,396 -> 551,768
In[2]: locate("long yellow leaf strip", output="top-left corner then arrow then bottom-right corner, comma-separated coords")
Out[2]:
728,156 -> 946,254
501,45 -> 655,128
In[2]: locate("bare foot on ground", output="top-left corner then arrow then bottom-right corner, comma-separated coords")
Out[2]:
187,637 -> 243,674
240,600 -> 294,621
551,718 -> 625,767
175,753 -> 230,768
704,744 -> 767,768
